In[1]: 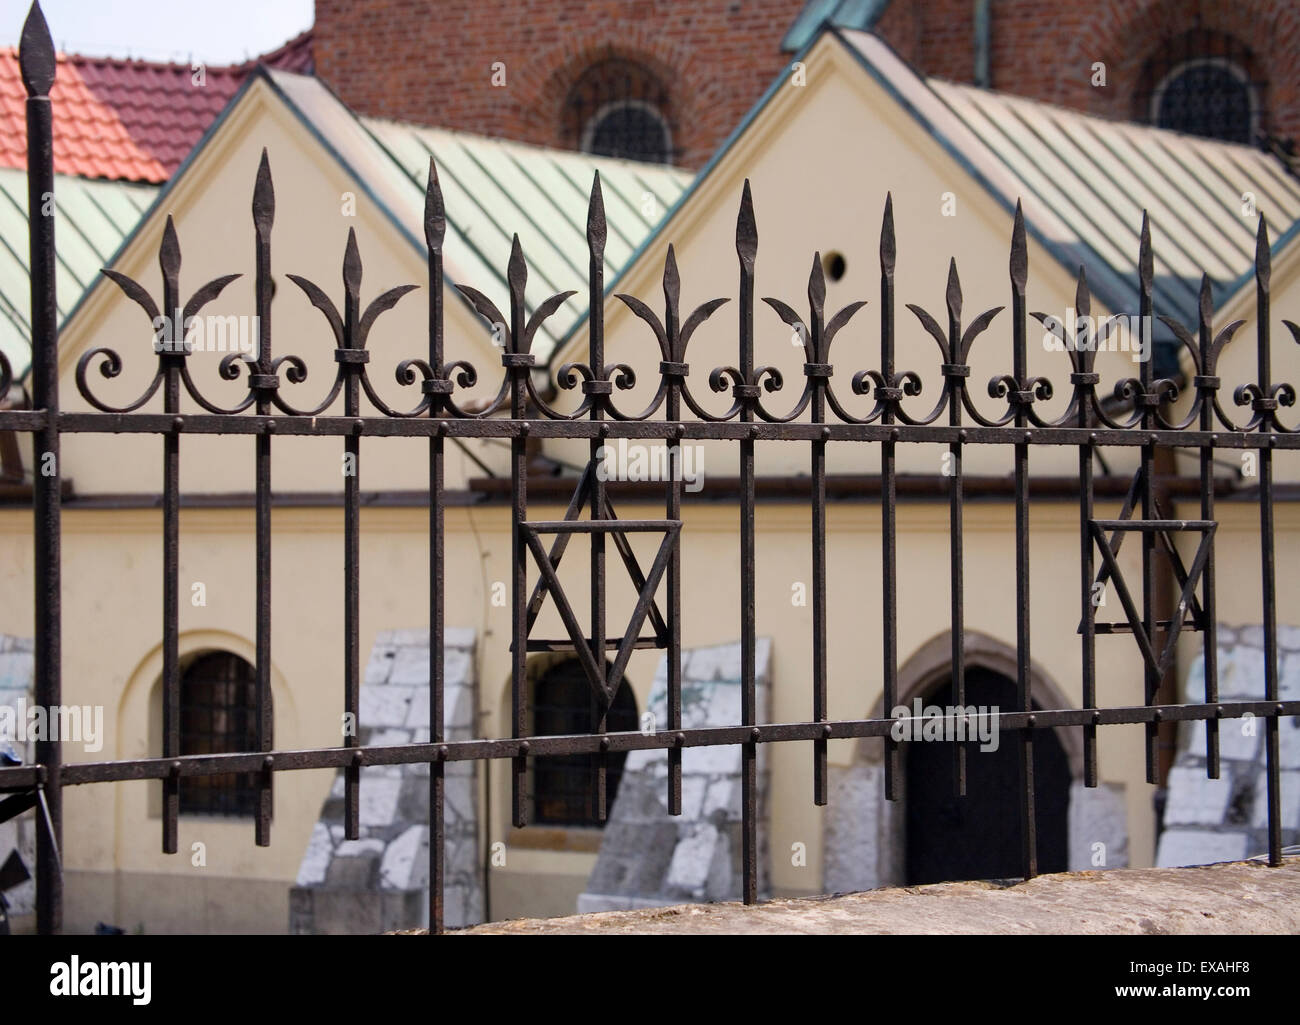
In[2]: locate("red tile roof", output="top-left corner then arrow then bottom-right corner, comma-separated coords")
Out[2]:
0,30 -> 312,184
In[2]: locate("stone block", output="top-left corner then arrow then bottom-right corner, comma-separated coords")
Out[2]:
1068,780 -> 1128,870
1252,769 -> 1300,831
1154,828 -> 1248,867
1162,767 -> 1232,826
360,686 -> 415,729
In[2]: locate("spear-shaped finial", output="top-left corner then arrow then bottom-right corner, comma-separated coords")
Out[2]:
1199,273 -> 1213,328
19,2 -> 55,98
880,193 -> 896,276
1256,215 -> 1270,288
424,157 -> 445,254
1138,211 -> 1153,298
160,215 -> 181,279
663,243 -> 680,310
253,148 -> 274,236
808,252 -> 826,314
736,180 -> 757,271
1010,200 -> 1027,294
508,233 -> 526,296
587,171 -> 606,260
343,227 -> 362,302
945,257 -> 962,322
1075,265 -> 1090,321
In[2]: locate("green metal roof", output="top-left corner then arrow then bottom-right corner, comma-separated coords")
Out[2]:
256,70 -> 693,364
923,74 -> 1300,332
360,116 -> 693,358
0,168 -> 157,379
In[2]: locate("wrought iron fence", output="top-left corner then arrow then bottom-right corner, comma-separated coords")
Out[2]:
1,2 -> 1298,934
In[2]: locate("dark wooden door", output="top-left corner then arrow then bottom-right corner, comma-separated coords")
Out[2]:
905,667 -> 1070,884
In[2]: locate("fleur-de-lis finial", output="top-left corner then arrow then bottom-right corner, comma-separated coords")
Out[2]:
19,2 -> 55,98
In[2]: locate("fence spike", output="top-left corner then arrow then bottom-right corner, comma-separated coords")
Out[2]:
587,171 -> 606,259
736,180 -> 757,270
1139,212 -> 1153,298
19,2 -> 55,97
808,252 -> 825,316
663,243 -> 680,313
160,216 -> 181,281
1075,265 -> 1089,322
1010,200 -> 1027,294
425,157 -> 445,254
508,233 -> 527,297
343,227 -> 362,299
946,257 -> 962,322
1256,215 -> 1271,288
253,148 -> 274,236
880,193 -> 895,276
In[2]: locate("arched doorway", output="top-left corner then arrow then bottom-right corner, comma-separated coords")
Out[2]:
903,666 -> 1070,884
822,631 -> 1127,894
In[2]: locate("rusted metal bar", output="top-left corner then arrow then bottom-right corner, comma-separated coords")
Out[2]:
22,1 -> 61,935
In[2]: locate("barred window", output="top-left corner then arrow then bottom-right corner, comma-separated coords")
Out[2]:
178,651 -> 262,818
1138,31 -> 1262,144
563,59 -> 673,164
531,658 -> 637,827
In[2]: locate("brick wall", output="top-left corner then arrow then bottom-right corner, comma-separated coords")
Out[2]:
312,0 -> 1300,166
313,0 -> 808,168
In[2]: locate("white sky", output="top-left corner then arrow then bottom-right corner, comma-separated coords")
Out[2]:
2,0 -> 314,64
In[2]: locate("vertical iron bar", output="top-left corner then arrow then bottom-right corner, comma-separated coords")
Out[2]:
1079,411 -> 1097,786
509,237 -> 529,828
880,200 -> 900,802
810,257 -> 828,806
1140,251 -> 1158,785
160,219 -> 181,855
343,231 -> 362,840
945,257 -> 966,798
1195,266 -> 1220,781
23,2 -> 61,935
252,151 -> 274,846
425,160 -> 446,932
1255,220 -> 1281,866
1080,259 -> 1101,789
1011,205 -> 1036,878
664,248 -> 683,816
737,183 -> 758,904
587,176 -> 608,822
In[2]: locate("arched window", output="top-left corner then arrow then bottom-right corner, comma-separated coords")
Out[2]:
563,59 -> 673,164
531,658 -> 637,826
1139,32 -> 1262,144
178,651 -> 262,817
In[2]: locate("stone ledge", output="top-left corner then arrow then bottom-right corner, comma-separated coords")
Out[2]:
432,859 -> 1300,934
